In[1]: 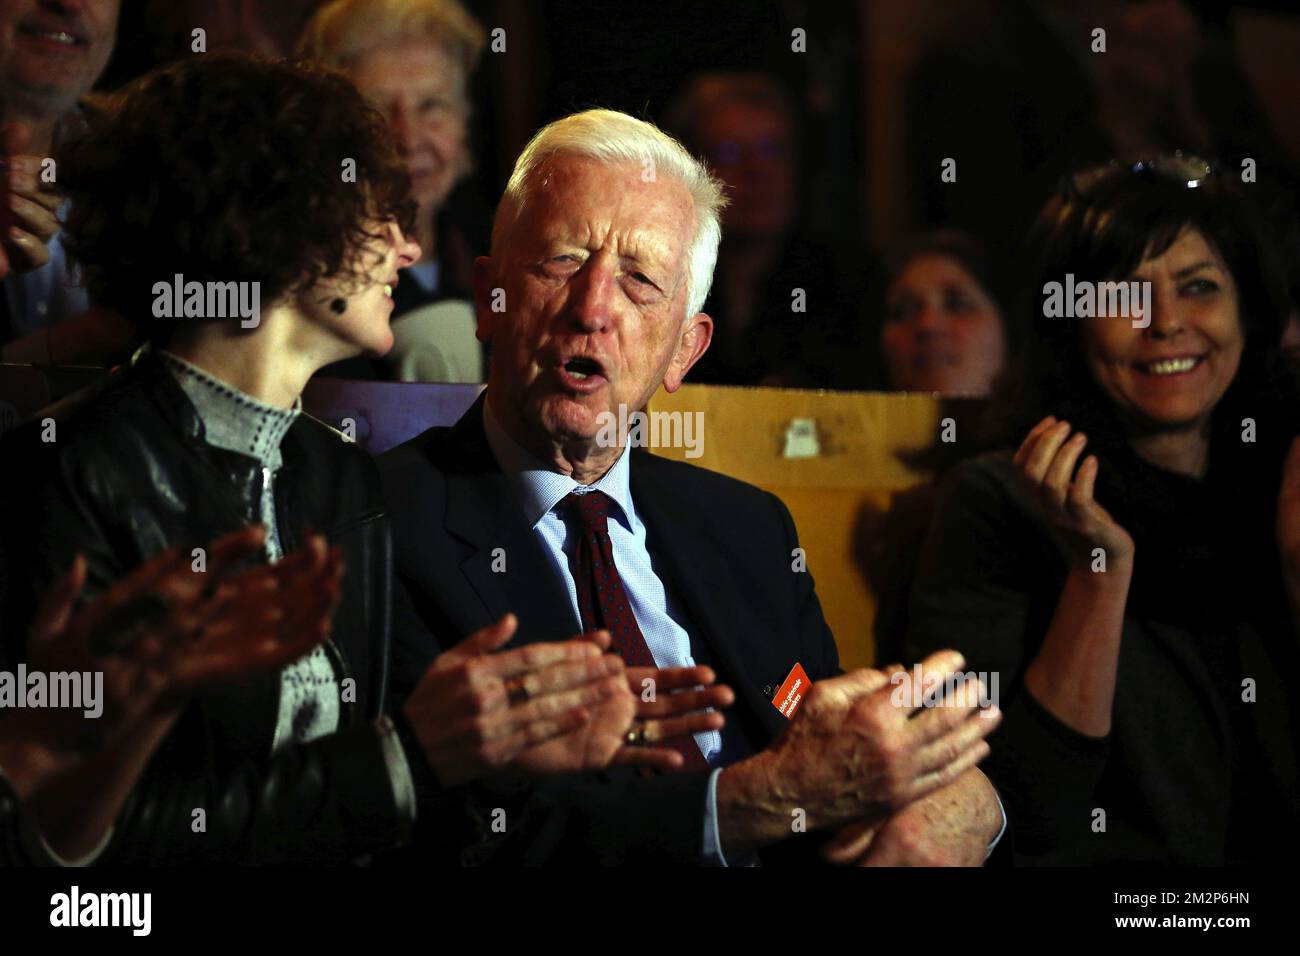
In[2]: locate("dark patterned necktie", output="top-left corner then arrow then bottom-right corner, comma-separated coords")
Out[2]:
557,490 -> 708,770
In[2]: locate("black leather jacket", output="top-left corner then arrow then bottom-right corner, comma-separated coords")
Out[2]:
0,348 -> 409,863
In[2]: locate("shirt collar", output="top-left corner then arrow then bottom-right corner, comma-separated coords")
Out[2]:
158,349 -> 301,465
481,397 -> 635,531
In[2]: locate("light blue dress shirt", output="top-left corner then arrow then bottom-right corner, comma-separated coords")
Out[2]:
4,223 -> 90,340
481,403 -> 733,863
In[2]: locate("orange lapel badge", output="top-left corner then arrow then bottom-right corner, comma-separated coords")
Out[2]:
772,662 -> 810,719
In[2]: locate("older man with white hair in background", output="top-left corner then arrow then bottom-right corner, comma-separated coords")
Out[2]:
381,108 -> 1006,865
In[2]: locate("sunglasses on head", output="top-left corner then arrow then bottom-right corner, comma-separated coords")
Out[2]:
1063,152 -> 1214,198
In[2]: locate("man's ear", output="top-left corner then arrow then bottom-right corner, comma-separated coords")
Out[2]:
472,255 -> 497,344
663,312 -> 714,393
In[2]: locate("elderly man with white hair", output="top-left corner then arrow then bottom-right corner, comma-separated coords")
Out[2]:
381,108 -> 1005,865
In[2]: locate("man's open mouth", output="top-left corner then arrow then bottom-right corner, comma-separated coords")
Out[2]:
563,356 -> 603,380
555,355 -> 608,391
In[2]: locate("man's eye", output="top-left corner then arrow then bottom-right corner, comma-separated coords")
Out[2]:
624,273 -> 664,297
541,256 -> 579,274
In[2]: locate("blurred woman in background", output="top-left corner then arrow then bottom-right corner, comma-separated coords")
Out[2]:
298,0 -> 488,383
876,230 -> 1013,397
906,157 -> 1300,864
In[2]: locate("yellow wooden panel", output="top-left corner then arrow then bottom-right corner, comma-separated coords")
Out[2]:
644,386 -> 950,669
766,487 -> 894,670
647,383 -> 943,489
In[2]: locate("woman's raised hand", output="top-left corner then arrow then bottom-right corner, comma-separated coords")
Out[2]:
1012,416 -> 1135,570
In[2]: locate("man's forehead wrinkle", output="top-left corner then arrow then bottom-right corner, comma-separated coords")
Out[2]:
509,154 -> 695,295
538,202 -> 682,269
532,214 -> 598,255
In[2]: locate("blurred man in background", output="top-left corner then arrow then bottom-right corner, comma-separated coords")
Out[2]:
0,0 -> 131,366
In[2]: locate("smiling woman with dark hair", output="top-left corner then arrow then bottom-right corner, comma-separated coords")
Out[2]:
906,157 -> 1300,865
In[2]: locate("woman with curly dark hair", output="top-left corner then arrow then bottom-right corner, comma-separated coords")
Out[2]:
906,157 -> 1300,865
0,53 -> 702,865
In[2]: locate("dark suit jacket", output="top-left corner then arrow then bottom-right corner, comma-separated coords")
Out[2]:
378,393 -> 841,864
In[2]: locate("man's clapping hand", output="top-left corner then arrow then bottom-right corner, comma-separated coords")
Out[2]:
608,664 -> 733,770
716,650 -> 1000,856
0,122 -> 62,280
401,614 -> 629,786
818,661 -> 1004,866
821,767 -> 1002,867
536,663 -> 734,775
401,620 -> 739,784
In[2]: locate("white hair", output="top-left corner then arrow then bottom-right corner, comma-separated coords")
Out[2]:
297,0 -> 487,90
493,109 -> 727,319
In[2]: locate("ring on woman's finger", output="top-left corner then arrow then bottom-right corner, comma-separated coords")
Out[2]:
504,676 -> 530,707
625,722 -> 647,747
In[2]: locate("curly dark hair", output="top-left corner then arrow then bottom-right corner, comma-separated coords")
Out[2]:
57,52 -> 416,340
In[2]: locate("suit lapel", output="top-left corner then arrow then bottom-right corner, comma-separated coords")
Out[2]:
496,512 -> 581,644
436,396 -> 579,645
